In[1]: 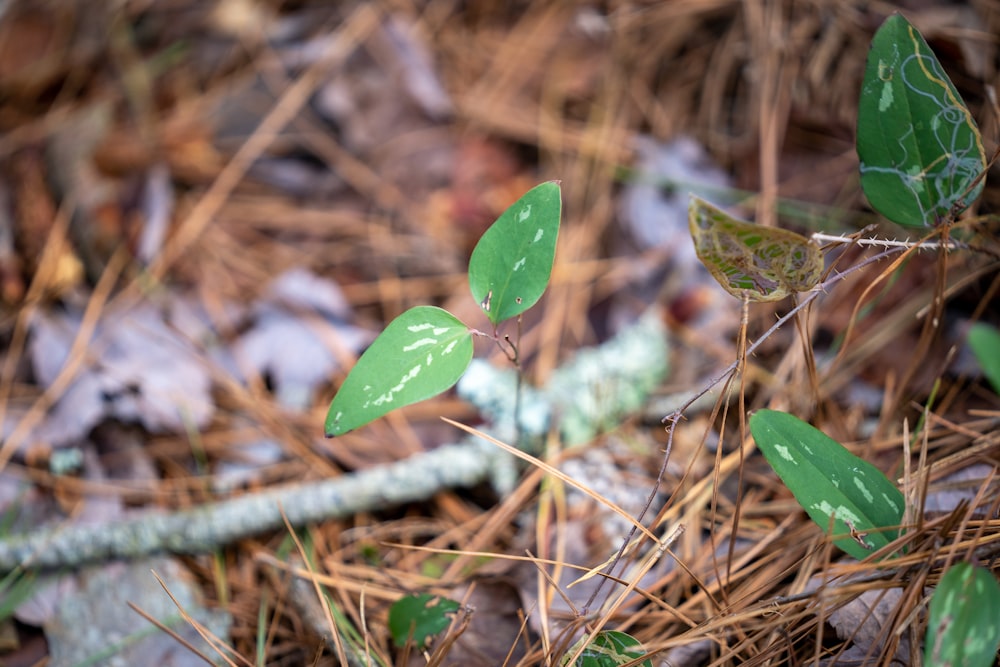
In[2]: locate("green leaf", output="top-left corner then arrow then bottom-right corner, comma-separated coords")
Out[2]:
688,196 -> 823,303
559,630 -> 653,667
469,181 -> 562,325
749,410 -> 905,560
968,322 -> 1000,395
925,563 -> 1000,667
324,306 -> 473,436
387,593 -> 460,649
857,13 -> 985,227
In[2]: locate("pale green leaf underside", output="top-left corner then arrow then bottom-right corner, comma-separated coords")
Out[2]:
925,563 -> 1000,667
689,196 -> 823,302
469,181 -> 561,325
749,410 -> 904,560
857,13 -> 985,227
325,306 -> 472,436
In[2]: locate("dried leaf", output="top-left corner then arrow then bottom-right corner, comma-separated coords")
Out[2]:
29,302 -> 214,447
44,558 -> 231,667
689,196 -> 823,302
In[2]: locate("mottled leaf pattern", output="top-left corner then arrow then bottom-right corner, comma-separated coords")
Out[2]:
388,593 -> 460,649
689,196 -> 823,302
560,630 -> 653,667
858,13 -> 985,227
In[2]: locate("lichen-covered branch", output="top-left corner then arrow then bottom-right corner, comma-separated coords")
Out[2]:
0,308 -> 668,572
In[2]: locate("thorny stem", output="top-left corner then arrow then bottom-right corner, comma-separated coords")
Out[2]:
811,233 -> 967,251
662,244 -> 905,425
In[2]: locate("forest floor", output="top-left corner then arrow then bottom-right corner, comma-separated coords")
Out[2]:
0,1 -> 998,665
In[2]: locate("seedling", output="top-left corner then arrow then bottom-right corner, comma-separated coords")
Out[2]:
324,181 -> 561,437
684,13 -> 989,563
673,12 -> 997,665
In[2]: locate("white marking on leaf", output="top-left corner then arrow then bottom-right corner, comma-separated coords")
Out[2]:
403,337 -> 438,352
443,340 -> 458,354
774,444 -> 795,462
881,492 -> 901,513
512,257 -> 526,271
426,353 -> 433,365
533,228 -> 543,242
407,323 -> 435,332
854,476 -> 874,503
813,500 -> 863,527
372,365 -> 422,406
518,204 -> 532,223
879,81 -> 893,111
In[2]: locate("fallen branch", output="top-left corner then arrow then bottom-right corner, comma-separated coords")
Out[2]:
0,309 -> 669,572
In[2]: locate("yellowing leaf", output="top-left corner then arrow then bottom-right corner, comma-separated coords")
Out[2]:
688,196 -> 823,302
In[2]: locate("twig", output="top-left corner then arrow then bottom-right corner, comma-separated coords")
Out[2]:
0,309 -> 669,572
811,232 -> 966,251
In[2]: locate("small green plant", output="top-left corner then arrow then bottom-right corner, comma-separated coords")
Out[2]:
323,178 -> 659,660
687,13 -> 987,560
682,11 -> 995,664
924,562 -> 1000,667
387,593 -> 461,650
324,181 -> 561,436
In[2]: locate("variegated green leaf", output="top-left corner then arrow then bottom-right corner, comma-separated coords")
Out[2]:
388,593 -> 460,649
925,563 -> 1000,667
857,13 -> 985,227
560,630 -> 653,667
469,182 -> 561,325
325,306 -> 473,436
749,410 -> 904,560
